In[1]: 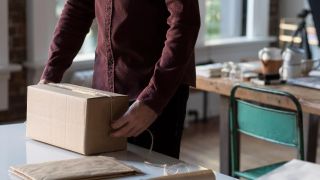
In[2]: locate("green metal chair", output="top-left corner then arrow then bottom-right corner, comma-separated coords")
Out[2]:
229,84 -> 304,180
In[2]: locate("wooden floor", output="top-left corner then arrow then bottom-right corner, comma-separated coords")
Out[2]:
180,118 -> 320,172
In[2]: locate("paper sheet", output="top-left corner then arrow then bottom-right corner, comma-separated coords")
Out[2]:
258,159 -> 320,180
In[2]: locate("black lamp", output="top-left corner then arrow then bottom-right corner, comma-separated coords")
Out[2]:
288,9 -> 312,60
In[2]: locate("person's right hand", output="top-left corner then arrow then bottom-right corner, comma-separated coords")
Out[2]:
38,79 -> 53,84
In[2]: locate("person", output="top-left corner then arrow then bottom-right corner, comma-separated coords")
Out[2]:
40,0 -> 200,159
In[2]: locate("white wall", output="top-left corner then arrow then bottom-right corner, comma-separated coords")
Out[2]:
0,0 -> 9,110
279,0 -> 306,18
0,0 -> 8,67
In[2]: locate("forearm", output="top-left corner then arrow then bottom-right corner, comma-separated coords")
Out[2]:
137,0 -> 200,114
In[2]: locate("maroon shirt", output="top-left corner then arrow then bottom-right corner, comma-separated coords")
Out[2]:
41,0 -> 200,114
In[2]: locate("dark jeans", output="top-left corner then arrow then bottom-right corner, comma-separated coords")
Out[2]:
128,85 -> 189,159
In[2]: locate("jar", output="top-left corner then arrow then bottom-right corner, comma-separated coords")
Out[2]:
221,62 -> 233,78
229,63 -> 242,81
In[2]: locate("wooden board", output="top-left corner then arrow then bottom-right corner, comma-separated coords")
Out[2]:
196,76 -> 320,115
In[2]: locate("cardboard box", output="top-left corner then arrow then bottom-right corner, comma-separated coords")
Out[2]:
26,83 -> 128,155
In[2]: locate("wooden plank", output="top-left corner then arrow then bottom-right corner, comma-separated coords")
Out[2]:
196,76 -> 320,115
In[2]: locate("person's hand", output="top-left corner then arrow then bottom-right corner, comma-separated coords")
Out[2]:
38,79 -> 52,84
111,100 -> 157,137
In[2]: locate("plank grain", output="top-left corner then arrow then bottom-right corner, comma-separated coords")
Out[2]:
196,76 -> 320,115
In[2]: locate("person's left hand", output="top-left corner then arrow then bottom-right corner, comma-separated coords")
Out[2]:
111,100 -> 157,137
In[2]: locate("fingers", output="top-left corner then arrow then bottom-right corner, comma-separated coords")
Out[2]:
112,122 -> 136,137
111,117 -> 145,138
133,127 -> 146,137
111,100 -> 157,138
132,119 -> 153,137
111,114 -> 136,137
38,79 -> 52,84
112,119 -> 151,138
111,116 -> 130,129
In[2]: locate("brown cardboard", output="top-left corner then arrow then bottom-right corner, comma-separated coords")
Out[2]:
150,169 -> 216,180
26,83 -> 128,155
10,156 -> 138,179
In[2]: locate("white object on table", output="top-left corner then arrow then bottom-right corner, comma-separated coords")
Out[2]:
238,61 -> 261,73
287,77 -> 320,90
309,69 -> 320,77
0,123 -> 235,180
257,159 -> 320,180
196,63 -> 223,78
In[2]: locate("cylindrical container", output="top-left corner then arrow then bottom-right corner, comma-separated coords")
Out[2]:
259,47 -> 283,75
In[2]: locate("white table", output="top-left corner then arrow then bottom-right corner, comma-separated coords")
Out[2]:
0,123 -> 235,180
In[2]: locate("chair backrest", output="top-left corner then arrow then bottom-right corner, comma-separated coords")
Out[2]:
229,84 -> 304,175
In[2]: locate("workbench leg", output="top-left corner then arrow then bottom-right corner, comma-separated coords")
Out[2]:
203,92 -> 208,122
304,114 -> 319,162
219,96 -> 232,175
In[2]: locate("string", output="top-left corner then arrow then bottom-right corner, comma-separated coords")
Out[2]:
143,129 -> 167,168
146,129 -> 154,154
143,129 -> 191,174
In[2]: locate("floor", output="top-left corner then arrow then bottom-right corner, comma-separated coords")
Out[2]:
180,118 -> 320,172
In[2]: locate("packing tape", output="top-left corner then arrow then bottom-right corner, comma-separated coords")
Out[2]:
47,83 -> 114,135
47,83 -> 112,97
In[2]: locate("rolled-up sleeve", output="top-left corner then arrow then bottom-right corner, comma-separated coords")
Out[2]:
137,0 -> 201,114
41,0 -> 95,82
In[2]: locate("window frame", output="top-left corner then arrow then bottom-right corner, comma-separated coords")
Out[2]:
198,0 -> 245,46
220,0 -> 244,38
246,0 -> 270,37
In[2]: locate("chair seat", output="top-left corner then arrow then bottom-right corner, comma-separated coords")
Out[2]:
234,161 -> 286,180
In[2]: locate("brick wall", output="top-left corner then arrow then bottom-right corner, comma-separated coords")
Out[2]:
0,0 -> 27,122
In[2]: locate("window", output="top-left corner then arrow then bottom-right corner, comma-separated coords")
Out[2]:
56,0 -> 97,56
205,0 -> 221,40
204,0 -> 244,41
